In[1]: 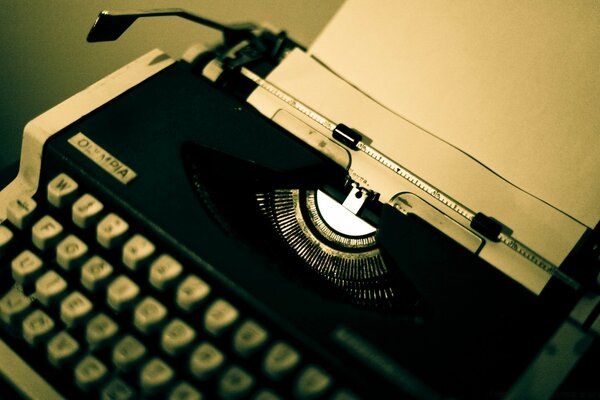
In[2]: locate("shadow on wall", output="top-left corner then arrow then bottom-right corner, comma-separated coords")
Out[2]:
0,0 -> 344,171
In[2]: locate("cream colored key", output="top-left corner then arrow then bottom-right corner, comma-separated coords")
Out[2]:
56,234 -> 88,270
123,234 -> 155,270
140,358 -> 174,395
0,287 -> 31,324
101,379 -> 135,400
161,318 -> 196,356
232,319 -> 269,358
6,196 -> 37,229
11,249 -> 43,284
189,342 -> 225,380
86,313 -> 119,348
168,382 -> 202,400
80,255 -> 113,292
293,365 -> 333,400
112,335 -> 147,370
97,213 -> 128,249
32,215 -> 63,251
22,309 -> 55,345
218,366 -> 255,400
149,254 -> 183,290
263,341 -> 301,381
329,389 -> 361,400
72,193 -> 104,228
253,389 -> 283,400
133,296 -> 167,334
74,355 -> 107,391
36,270 -> 68,306
47,173 -> 78,208
176,275 -> 211,312
203,298 -> 239,336
47,330 -> 80,367
107,275 -> 139,311
60,291 -> 93,327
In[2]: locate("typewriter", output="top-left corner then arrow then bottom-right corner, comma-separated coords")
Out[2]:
0,3 -> 599,399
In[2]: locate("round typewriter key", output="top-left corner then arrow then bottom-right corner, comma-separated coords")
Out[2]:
263,341 -> 301,381
140,357 -> 174,395
47,330 -> 80,367
233,319 -> 269,358
97,213 -> 129,249
176,274 -> 211,312
218,365 -> 255,399
47,173 -> 79,208
253,389 -> 283,400
149,254 -> 183,290
86,313 -> 119,348
169,381 -> 202,400
190,342 -> 225,380
72,193 -> 104,229
31,215 -> 64,251
293,365 -> 333,400
56,234 -> 88,270
123,234 -> 155,270
330,389 -> 361,400
107,275 -> 140,312
11,249 -> 44,285
113,334 -> 147,370
81,255 -> 114,292
60,291 -> 93,327
36,270 -> 68,307
22,309 -> 55,345
134,296 -> 168,334
101,378 -> 136,400
0,286 -> 33,324
6,196 -> 37,230
161,318 -> 196,356
75,355 -> 108,391
203,298 -> 239,336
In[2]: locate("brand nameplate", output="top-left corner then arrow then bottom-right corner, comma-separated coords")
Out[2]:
68,132 -> 137,184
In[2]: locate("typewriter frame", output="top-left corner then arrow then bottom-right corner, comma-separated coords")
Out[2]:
0,32 -> 598,399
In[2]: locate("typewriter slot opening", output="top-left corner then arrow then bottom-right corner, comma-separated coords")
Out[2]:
182,141 -> 424,313
314,189 -> 376,238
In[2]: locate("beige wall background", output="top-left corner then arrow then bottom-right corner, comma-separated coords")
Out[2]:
0,1 -> 344,171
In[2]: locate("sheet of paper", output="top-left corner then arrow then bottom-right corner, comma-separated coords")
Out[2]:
309,0 -> 600,229
249,48 -> 587,293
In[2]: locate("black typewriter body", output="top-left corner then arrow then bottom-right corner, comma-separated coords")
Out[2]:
0,16 -> 598,399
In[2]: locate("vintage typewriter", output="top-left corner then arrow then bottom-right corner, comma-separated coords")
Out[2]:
0,3 -> 599,399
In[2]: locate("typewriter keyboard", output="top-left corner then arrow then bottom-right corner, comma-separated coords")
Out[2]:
0,172 -> 359,399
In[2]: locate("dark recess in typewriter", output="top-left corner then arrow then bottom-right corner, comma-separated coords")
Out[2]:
182,142 -> 426,315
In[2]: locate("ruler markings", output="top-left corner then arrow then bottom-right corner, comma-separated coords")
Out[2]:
240,67 -> 579,290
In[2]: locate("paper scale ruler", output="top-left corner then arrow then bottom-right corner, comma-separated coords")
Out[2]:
239,66 -> 580,291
